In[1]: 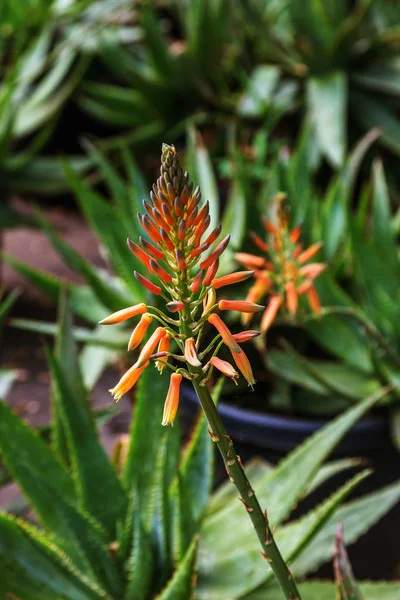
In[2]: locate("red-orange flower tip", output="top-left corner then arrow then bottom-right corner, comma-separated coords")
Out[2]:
127,238 -> 152,268
162,373 -> 182,426
134,271 -> 162,295
199,235 -> 230,270
109,361 -> 149,401
285,281 -> 298,315
218,300 -> 264,313
207,313 -> 240,353
166,301 -> 185,313
211,271 -> 254,289
209,357 -> 239,383
233,330 -> 260,343
128,313 -> 153,351
184,338 -> 202,367
99,303 -> 147,325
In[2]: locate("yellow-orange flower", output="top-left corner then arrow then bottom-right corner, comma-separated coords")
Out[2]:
109,362 -> 149,401
162,373 -> 182,426
128,313 -> 153,351
99,303 -> 147,325
156,333 -> 171,372
135,327 -> 167,368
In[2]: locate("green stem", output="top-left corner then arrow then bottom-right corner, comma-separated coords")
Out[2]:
173,203 -> 300,598
190,372 -> 302,600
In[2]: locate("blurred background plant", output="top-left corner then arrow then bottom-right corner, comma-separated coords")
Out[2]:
0,294 -> 399,598
2,0 -> 400,202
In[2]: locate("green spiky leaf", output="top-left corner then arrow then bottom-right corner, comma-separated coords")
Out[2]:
197,470 -> 369,599
155,536 -> 198,600
200,387 -> 388,557
0,512 -> 108,600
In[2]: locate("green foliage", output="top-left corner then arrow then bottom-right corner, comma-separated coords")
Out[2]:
1,293 -> 399,598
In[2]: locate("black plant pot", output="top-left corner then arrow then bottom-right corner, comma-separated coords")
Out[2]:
180,383 -> 390,456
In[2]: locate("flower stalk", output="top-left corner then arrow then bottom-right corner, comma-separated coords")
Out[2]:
100,144 -> 301,599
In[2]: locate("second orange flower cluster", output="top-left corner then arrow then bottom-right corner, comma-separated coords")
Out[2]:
236,196 -> 326,332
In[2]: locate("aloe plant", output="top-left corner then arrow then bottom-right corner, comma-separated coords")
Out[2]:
0,290 -> 399,598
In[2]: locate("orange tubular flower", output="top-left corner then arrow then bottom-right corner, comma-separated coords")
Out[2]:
298,242 -> 322,264
140,236 -> 164,260
208,313 -> 240,353
250,231 -> 269,252
209,357 -> 239,382
109,361 -> 149,401
184,338 -> 202,367
166,301 -> 185,313
156,333 -> 171,372
218,300 -> 264,313
235,253 -> 266,269
99,303 -> 147,325
212,271 -> 254,289
135,327 -> 166,368
103,144 -> 261,424
128,313 -> 153,351
285,281 -> 298,315
161,373 -> 182,426
261,296 -> 283,333
239,196 -> 326,332
307,285 -> 321,315
134,272 -> 162,295
190,270 -> 204,293
127,239 -> 152,268
230,348 -> 255,387
199,235 -> 231,270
